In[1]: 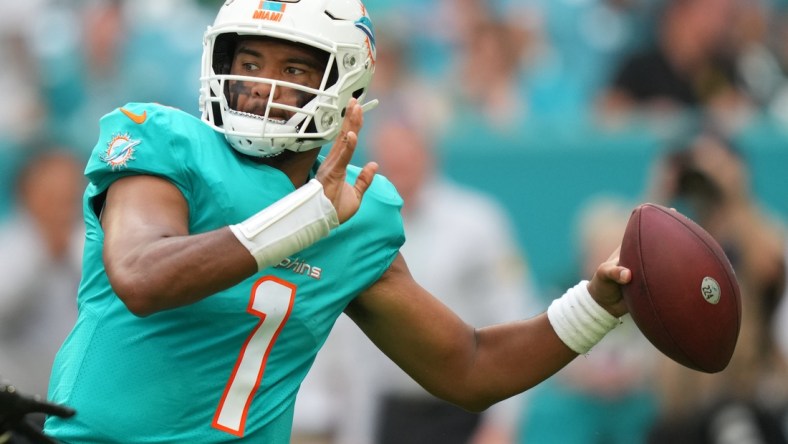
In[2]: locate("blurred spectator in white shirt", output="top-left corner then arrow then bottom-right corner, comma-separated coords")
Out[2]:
0,148 -> 84,399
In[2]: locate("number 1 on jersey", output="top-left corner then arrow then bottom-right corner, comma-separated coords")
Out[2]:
212,276 -> 296,436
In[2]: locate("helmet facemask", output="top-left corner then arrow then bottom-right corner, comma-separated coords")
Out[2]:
212,35 -> 343,157
199,0 -> 377,158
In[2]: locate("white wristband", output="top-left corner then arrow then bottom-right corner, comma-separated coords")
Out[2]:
229,179 -> 339,271
547,280 -> 619,354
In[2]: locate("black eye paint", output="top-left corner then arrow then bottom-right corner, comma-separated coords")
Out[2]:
227,81 -> 253,110
293,89 -> 316,108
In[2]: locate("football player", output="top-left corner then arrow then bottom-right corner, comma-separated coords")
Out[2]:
45,0 -> 630,442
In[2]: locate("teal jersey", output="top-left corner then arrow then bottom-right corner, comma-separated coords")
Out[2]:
45,103 -> 405,443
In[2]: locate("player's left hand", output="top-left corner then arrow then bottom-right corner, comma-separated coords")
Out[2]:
0,384 -> 75,444
587,246 -> 631,318
316,98 -> 379,224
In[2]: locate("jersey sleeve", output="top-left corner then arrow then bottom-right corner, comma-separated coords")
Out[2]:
342,167 -> 406,285
84,103 -> 192,196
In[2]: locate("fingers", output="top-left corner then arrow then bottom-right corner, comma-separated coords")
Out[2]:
602,246 -> 629,284
617,267 -> 632,284
319,100 -> 363,183
354,161 -> 379,197
26,399 -> 75,419
337,130 -> 359,167
599,262 -> 630,285
343,98 -> 363,135
9,392 -> 74,419
324,99 -> 362,162
0,388 -> 76,419
597,251 -> 631,285
337,100 -> 363,165
606,260 -> 631,284
611,255 -> 631,285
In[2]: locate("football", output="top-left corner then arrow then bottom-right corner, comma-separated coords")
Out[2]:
619,203 -> 741,373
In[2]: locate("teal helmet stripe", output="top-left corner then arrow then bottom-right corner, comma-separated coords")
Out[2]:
354,16 -> 375,52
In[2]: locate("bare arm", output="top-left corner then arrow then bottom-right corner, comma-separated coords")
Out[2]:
101,175 -> 257,316
345,252 -> 629,412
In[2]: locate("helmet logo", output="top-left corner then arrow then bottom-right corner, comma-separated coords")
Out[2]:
253,1 -> 287,22
355,16 -> 376,63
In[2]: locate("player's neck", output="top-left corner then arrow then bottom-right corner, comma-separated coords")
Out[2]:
259,149 -> 321,187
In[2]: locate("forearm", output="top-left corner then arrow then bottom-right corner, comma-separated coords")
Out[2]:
352,258 -> 620,412
432,315 -> 576,412
106,227 -> 257,316
103,175 -> 338,316
363,314 -> 575,412
429,285 -> 618,410
349,266 -> 577,412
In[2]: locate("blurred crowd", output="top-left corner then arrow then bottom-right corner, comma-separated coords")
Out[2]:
2,0 -> 788,443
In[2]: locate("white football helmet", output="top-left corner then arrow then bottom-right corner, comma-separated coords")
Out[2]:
199,0 -> 378,157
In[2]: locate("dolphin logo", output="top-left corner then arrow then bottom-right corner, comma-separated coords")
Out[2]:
354,16 -> 376,60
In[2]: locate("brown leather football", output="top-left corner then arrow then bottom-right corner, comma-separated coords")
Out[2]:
619,203 -> 741,373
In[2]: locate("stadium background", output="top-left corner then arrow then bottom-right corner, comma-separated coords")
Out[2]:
0,0 -> 788,292
2,0 -> 788,442
2,0 -> 786,293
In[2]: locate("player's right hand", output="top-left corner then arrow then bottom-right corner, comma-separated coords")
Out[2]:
0,384 -> 75,444
316,98 -> 378,224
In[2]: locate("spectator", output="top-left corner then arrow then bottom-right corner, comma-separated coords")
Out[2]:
598,0 -> 755,130
644,130 -> 788,443
0,1 -> 45,146
0,147 -> 84,442
437,16 -> 533,162
29,1 -> 211,152
448,18 -> 529,130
